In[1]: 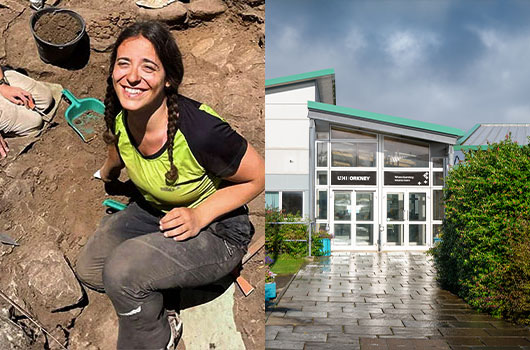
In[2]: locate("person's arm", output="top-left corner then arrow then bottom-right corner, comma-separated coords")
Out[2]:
159,143 -> 264,241
98,143 -> 125,182
0,69 -> 35,109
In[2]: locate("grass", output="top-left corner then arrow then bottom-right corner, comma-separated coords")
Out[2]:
270,254 -> 306,275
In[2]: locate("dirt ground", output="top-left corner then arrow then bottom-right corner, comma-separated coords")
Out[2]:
0,0 -> 264,348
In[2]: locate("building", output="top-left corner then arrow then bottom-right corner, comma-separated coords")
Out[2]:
266,69 -> 467,251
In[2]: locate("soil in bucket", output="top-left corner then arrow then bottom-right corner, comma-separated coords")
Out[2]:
33,12 -> 82,45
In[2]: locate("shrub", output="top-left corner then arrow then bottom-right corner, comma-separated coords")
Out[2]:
265,209 -> 324,258
431,137 -> 530,324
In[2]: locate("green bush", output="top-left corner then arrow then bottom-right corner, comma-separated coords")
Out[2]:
265,209 -> 324,258
431,137 -> 530,324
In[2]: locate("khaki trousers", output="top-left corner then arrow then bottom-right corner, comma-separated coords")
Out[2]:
0,70 -> 53,136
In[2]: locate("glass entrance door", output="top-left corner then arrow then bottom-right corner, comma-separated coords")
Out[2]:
383,190 -> 428,249
331,190 -> 376,250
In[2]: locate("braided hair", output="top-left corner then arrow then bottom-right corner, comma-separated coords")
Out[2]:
103,21 -> 184,185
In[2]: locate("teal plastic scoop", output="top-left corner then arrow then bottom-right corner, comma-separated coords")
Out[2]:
62,89 -> 105,142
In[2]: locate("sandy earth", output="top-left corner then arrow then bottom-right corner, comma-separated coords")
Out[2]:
0,0 -> 264,348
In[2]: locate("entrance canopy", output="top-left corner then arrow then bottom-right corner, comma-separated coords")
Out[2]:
308,101 -> 465,145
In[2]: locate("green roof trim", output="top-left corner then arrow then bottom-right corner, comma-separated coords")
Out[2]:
456,123 -> 481,145
265,68 -> 335,87
453,145 -> 490,151
308,101 -> 466,137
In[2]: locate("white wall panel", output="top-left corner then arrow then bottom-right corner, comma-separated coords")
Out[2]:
265,104 -> 309,120
265,149 -> 309,174
265,83 -> 315,104
266,119 -> 309,149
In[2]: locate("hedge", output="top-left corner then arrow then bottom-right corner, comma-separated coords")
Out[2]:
431,137 -> 530,324
265,209 -> 324,258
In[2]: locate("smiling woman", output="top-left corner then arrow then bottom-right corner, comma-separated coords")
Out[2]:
74,21 -> 264,350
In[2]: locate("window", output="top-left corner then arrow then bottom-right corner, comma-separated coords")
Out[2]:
433,172 -> 444,186
331,142 -> 376,167
433,190 -> 444,220
282,192 -> 303,216
266,191 -> 304,217
384,137 -> 429,168
265,192 -> 279,210
331,126 -> 376,140
316,190 -> 327,219
317,171 -> 327,185
317,142 -> 327,167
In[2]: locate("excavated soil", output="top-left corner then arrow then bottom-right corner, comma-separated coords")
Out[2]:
34,12 -> 83,44
0,0 -> 265,349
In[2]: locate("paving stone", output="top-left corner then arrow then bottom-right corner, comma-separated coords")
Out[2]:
480,336 -> 530,346
265,340 -> 304,349
485,328 -> 530,336
304,342 -> 360,350
343,325 -> 393,335
293,325 -> 343,333
275,331 -> 327,342
285,310 -> 327,318
265,326 -> 293,340
438,328 -> 490,337
327,332 -> 372,343
358,319 -> 405,327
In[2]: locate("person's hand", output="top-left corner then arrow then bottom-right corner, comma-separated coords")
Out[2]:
0,85 -> 35,109
159,207 -> 205,241
0,133 -> 9,159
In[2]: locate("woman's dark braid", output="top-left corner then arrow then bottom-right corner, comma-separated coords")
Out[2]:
165,90 -> 180,185
102,76 -> 121,145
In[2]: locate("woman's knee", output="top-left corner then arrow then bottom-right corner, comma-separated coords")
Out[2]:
102,240 -> 148,297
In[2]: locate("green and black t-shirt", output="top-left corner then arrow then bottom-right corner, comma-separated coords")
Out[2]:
115,95 -> 248,213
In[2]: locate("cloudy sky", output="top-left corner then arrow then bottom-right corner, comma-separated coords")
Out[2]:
266,0 -> 530,131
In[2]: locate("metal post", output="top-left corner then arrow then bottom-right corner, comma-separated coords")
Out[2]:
308,221 -> 312,257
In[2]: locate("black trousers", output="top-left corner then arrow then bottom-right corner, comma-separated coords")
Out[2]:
75,201 -> 250,349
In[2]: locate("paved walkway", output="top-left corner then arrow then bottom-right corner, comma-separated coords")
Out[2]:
266,252 -> 530,350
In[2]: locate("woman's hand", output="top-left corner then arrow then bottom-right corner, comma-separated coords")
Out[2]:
159,207 -> 206,241
0,85 -> 35,109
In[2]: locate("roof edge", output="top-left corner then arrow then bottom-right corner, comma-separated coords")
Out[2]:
457,123 -> 481,145
265,68 -> 335,87
308,101 -> 465,137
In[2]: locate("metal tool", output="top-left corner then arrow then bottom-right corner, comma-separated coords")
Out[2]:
0,289 -> 68,350
0,233 -> 19,246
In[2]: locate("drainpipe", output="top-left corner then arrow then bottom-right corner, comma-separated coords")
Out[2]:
308,119 -> 316,257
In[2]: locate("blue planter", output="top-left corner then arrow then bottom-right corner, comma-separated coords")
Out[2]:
319,238 -> 331,256
265,282 -> 276,301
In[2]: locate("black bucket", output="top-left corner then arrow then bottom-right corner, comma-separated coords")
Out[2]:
30,8 -> 86,65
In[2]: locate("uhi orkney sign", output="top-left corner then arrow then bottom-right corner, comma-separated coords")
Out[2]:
330,171 -> 377,186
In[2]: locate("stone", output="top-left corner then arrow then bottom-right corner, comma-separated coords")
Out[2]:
137,2 -> 187,23
17,242 -> 83,311
180,279 -> 245,349
187,0 -> 227,20
0,316 -> 31,350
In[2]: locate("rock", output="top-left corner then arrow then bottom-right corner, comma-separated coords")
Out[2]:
17,242 -> 83,311
200,40 -> 236,69
180,280 -> 245,349
241,0 -> 264,6
0,317 -> 31,350
190,38 -> 215,58
187,0 -> 227,21
137,2 -> 187,23
239,9 -> 264,24
76,9 -> 135,52
0,0 -> 25,14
